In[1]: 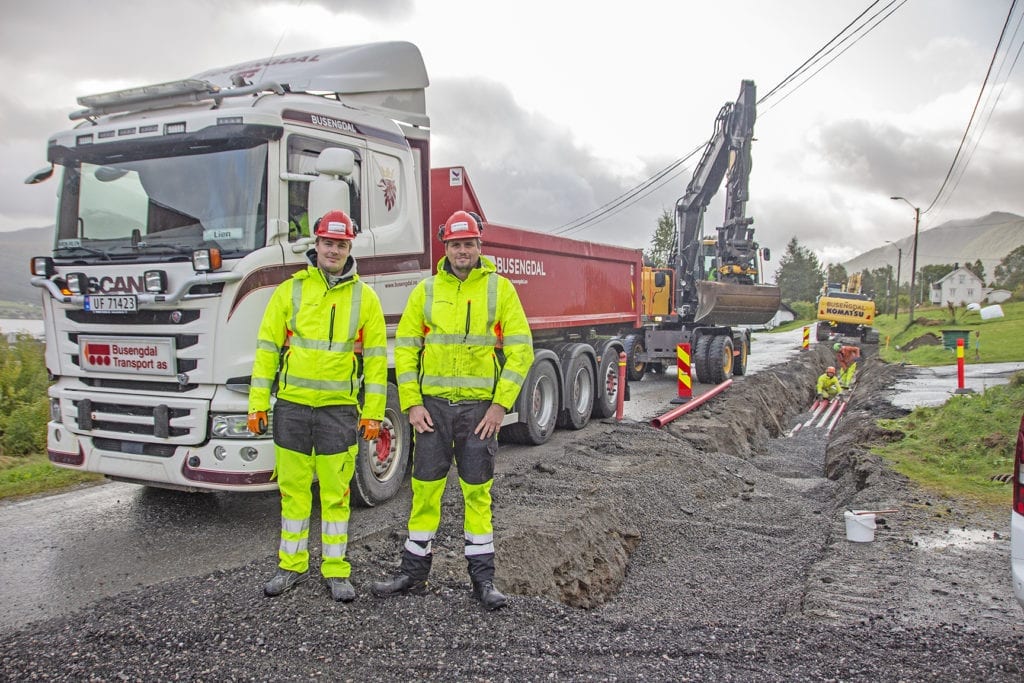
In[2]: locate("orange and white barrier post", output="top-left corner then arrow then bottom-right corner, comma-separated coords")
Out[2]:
801,326 -> 810,351
616,352 -> 627,420
671,343 -> 692,405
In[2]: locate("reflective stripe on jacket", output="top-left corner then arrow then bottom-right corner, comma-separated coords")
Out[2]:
816,373 -> 842,396
394,255 -> 534,410
249,263 -> 387,420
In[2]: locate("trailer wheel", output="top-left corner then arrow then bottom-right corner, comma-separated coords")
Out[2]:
704,335 -> 734,385
693,334 -> 712,384
503,360 -> 560,445
815,322 -> 830,342
733,335 -> 749,376
351,382 -> 410,507
557,346 -> 595,430
623,334 -> 647,382
592,342 -> 623,419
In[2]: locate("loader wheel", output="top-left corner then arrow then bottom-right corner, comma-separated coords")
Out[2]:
733,335 -> 749,376
704,335 -> 734,385
503,359 -> 560,445
693,335 -> 712,384
351,382 -> 410,507
623,335 -> 647,382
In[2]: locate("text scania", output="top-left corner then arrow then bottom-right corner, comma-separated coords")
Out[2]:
86,275 -> 147,294
494,257 -> 546,276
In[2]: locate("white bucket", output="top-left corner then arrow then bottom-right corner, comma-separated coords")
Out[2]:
844,510 -> 876,542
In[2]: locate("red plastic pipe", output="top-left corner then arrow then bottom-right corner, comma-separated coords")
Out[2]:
651,379 -> 734,428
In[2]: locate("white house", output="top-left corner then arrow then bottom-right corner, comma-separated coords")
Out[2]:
929,266 -> 985,306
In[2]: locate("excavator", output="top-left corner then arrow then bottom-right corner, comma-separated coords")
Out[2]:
630,80 -> 782,384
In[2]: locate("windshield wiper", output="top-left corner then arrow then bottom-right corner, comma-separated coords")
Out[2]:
53,245 -> 112,260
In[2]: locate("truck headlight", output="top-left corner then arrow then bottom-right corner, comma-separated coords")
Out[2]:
50,398 -> 61,422
211,414 -> 270,439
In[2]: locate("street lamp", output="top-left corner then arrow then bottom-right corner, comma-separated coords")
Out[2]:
890,196 -> 920,326
885,240 -> 903,320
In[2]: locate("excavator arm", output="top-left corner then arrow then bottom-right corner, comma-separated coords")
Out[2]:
671,80 -> 779,325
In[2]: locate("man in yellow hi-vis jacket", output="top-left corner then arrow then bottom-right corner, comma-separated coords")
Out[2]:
372,210 -> 534,610
248,210 -> 387,602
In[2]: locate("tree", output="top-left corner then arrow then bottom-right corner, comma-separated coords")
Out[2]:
965,259 -> 985,283
644,209 -> 675,267
994,245 -> 1024,291
826,263 -> 847,286
774,237 -> 824,303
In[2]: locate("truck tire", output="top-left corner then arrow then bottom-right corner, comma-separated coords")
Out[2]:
733,335 -> 749,376
503,359 -> 560,445
816,322 -> 830,342
556,345 -> 595,430
623,334 -> 647,382
351,382 -> 410,507
693,334 -> 712,384
592,341 -> 624,419
704,335 -> 734,385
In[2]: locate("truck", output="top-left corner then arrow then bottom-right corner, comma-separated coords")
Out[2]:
815,273 -> 879,343
625,80 -> 781,383
25,42 -> 775,505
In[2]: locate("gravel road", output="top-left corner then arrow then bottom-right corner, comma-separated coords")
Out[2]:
2,345 -> 1022,681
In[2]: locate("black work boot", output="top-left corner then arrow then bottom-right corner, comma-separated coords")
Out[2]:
263,568 -> 309,597
472,580 -> 507,610
371,573 -> 427,597
323,577 -> 356,602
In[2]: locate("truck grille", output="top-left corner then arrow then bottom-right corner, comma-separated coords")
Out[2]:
66,393 -> 208,445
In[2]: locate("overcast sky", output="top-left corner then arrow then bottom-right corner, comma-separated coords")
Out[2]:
2,0 -> 1022,269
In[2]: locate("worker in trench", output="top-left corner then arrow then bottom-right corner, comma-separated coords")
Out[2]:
372,210 -> 534,610
816,366 -> 843,402
248,209 -> 388,602
833,342 -> 861,388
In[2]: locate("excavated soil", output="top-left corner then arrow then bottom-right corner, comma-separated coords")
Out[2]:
2,346 -> 1023,681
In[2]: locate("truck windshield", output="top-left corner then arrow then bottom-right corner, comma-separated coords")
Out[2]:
53,138 -> 268,262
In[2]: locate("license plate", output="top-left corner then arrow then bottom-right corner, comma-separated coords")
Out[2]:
84,294 -> 137,313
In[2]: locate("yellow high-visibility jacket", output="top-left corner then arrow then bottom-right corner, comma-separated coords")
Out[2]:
816,373 -> 842,398
249,263 -> 387,420
395,256 -> 534,411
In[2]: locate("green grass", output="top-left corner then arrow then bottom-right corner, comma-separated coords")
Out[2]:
871,376 -> 1024,509
873,300 -> 1024,366
0,455 -> 102,500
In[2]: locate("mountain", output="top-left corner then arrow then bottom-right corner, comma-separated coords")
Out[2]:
0,226 -> 52,307
842,212 -> 1024,284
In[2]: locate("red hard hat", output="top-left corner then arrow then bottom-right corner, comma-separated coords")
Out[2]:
826,366 -> 836,375
314,210 -> 357,240
438,210 -> 483,241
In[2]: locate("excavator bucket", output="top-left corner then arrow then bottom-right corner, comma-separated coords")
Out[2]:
694,281 -> 782,325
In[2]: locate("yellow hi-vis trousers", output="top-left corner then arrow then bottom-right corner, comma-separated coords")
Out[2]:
275,444 -> 356,578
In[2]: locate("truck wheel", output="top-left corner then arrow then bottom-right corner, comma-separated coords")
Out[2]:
351,382 -> 410,507
592,342 -> 623,419
704,335 -> 734,384
733,335 -> 749,376
693,334 -> 712,384
503,360 -> 560,445
557,346 -> 595,430
815,322 -> 830,342
623,334 -> 647,382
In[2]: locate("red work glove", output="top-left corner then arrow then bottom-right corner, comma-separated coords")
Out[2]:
359,419 -> 381,441
247,411 -> 268,435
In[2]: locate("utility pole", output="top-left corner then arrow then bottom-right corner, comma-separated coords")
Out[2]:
890,197 -> 920,327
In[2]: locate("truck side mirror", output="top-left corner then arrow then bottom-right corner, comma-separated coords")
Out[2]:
761,248 -> 771,261
308,148 -> 355,225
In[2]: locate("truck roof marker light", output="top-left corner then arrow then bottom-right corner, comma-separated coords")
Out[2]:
164,122 -> 186,135
31,256 -> 54,277
76,134 -> 94,146
65,273 -> 88,295
192,248 -> 222,272
217,116 -> 243,125
143,270 -> 167,293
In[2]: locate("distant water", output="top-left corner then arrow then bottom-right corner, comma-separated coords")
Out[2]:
0,318 -> 45,337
